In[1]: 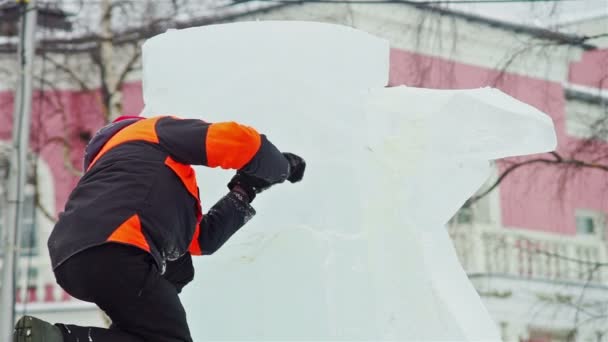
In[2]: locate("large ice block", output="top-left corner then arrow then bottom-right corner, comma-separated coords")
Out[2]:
141,21 -> 556,341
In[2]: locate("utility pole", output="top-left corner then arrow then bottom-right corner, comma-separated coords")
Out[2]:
0,0 -> 37,339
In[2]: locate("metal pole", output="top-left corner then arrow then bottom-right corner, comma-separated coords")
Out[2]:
0,0 -> 37,339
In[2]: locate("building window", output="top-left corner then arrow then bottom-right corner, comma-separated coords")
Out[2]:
0,186 -> 38,256
20,190 -> 37,255
17,266 -> 38,286
575,210 -> 605,238
449,163 -> 500,227
449,194 -> 492,226
452,206 -> 474,225
564,90 -> 607,141
527,328 -> 571,342
576,216 -> 595,235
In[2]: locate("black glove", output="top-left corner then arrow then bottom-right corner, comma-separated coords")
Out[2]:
283,152 -> 306,183
228,153 -> 305,202
227,172 -> 272,202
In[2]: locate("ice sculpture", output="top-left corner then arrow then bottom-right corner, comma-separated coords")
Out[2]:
141,21 -> 556,341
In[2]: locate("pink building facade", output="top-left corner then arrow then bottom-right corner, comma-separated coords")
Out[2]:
2,47 -> 604,234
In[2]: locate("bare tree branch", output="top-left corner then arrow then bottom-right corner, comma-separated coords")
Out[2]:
114,42 -> 141,95
34,186 -> 57,223
42,54 -> 91,92
43,136 -> 83,178
467,151 -> 608,207
574,263 -> 602,329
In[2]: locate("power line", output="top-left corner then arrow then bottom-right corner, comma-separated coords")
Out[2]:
251,0 -> 584,3
48,0 -> 584,3
0,0 -> 597,55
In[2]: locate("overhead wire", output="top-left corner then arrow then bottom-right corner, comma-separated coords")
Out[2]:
42,0 -> 585,3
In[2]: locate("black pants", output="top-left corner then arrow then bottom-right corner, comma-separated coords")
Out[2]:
54,243 -> 194,342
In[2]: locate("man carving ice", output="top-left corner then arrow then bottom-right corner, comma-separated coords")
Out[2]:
13,115 -> 305,342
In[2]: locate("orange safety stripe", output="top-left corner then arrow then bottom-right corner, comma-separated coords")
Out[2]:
107,214 -> 151,252
206,122 -> 261,169
188,226 -> 202,255
165,156 -> 204,255
164,156 -> 199,200
87,116 -> 162,171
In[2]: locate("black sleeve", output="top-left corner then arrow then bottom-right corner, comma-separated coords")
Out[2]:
240,135 -> 290,185
198,192 -> 256,255
155,116 -> 209,165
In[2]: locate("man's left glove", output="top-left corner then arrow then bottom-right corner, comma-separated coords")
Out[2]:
283,152 -> 306,183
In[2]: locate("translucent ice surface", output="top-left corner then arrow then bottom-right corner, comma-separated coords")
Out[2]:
141,21 -> 556,341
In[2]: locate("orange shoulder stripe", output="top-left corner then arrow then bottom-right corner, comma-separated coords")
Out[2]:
206,122 -> 261,169
164,156 -> 203,255
87,116 -> 162,171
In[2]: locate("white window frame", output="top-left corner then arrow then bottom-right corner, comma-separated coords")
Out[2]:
20,184 -> 38,256
449,163 -> 501,227
527,328 -> 571,342
575,209 -> 605,240
565,89 -> 607,141
0,182 -> 39,257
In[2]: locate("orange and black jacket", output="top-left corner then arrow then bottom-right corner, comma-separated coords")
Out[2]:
48,116 -> 289,273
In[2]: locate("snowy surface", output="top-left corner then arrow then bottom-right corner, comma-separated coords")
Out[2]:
141,21 -> 556,341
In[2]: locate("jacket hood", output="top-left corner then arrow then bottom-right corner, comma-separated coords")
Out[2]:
83,117 -> 144,171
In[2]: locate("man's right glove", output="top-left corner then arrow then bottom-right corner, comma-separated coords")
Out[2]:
228,152 -> 306,202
